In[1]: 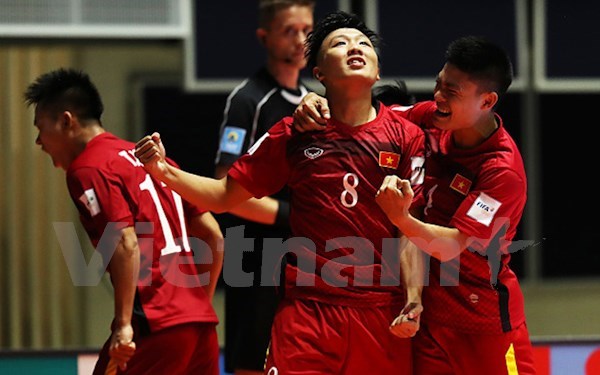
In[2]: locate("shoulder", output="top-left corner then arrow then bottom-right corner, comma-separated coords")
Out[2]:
230,71 -> 277,100
70,134 -> 138,178
381,104 -> 425,138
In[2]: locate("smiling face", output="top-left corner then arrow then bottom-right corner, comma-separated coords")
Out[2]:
313,27 -> 380,86
431,62 -> 496,131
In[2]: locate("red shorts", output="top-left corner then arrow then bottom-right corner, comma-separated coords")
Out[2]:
414,321 -> 535,375
264,298 -> 412,375
93,322 -> 219,375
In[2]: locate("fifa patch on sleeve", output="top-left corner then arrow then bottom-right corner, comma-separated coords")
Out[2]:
410,156 -> 425,185
219,126 -> 247,156
79,188 -> 101,217
466,192 -> 502,227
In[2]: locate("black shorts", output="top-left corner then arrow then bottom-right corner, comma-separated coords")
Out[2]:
224,284 -> 280,372
219,215 -> 288,372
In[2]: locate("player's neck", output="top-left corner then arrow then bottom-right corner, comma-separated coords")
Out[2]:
453,113 -> 498,149
327,90 -> 376,127
267,61 -> 301,90
77,124 -> 106,148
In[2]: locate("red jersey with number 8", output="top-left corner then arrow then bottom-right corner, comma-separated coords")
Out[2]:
229,103 -> 426,307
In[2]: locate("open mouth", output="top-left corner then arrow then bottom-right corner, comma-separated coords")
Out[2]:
347,57 -> 365,67
435,107 -> 451,118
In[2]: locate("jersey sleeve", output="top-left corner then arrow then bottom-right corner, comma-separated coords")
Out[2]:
216,87 -> 257,166
228,118 -> 291,198
391,101 -> 436,129
450,168 -> 526,251
67,165 -> 133,249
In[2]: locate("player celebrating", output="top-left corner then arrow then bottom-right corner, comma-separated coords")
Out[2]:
25,68 -> 223,375
135,11 -> 425,375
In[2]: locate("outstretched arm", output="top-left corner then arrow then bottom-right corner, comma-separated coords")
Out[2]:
214,163 -> 280,225
376,175 -> 471,262
135,132 -> 254,212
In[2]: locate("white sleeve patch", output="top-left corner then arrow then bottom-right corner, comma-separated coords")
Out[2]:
247,132 -> 270,156
391,105 -> 414,112
466,192 -> 501,227
79,188 -> 101,217
410,156 -> 425,185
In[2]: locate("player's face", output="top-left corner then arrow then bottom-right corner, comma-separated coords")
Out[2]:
315,28 -> 380,85
262,5 -> 313,69
431,63 -> 490,131
34,107 -> 73,171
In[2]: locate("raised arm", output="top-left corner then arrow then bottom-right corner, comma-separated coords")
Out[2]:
134,132 -> 254,212
376,176 -> 471,262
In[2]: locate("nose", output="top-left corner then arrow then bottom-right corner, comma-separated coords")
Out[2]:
348,43 -> 364,56
297,30 -> 308,43
433,84 -> 445,102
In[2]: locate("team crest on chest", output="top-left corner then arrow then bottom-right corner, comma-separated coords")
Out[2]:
378,151 -> 401,169
304,147 -> 324,159
450,173 -> 472,195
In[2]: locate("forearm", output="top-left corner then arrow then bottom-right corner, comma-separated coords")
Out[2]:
394,214 -> 469,261
189,212 -> 224,301
109,227 -> 140,326
399,235 -> 423,303
229,196 -> 279,225
161,164 -> 249,213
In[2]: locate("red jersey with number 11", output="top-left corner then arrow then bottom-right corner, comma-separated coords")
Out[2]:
67,133 -> 217,332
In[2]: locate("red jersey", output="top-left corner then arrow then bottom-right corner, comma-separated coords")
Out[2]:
229,103 -> 425,307
66,133 -> 218,332
392,101 -> 528,334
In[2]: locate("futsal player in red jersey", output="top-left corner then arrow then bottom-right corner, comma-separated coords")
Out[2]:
294,36 -> 536,375
135,11 -> 426,375
25,68 -> 223,375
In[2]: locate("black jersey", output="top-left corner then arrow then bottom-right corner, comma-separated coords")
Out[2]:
216,67 -> 310,171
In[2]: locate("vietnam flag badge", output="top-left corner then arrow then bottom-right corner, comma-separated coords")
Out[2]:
450,173 -> 472,195
379,151 -> 401,169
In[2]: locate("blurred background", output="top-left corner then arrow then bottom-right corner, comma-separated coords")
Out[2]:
0,0 -> 599,373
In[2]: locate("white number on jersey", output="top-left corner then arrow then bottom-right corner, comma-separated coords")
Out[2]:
341,173 -> 359,208
139,174 -> 191,256
118,149 -> 144,167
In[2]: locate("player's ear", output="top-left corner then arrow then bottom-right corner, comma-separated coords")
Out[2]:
256,28 -> 267,46
481,91 -> 498,110
313,67 -> 323,81
61,110 -> 74,129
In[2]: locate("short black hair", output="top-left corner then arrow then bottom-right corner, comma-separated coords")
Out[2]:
445,35 -> 513,97
305,10 -> 381,70
372,80 -> 416,106
24,68 -> 104,123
